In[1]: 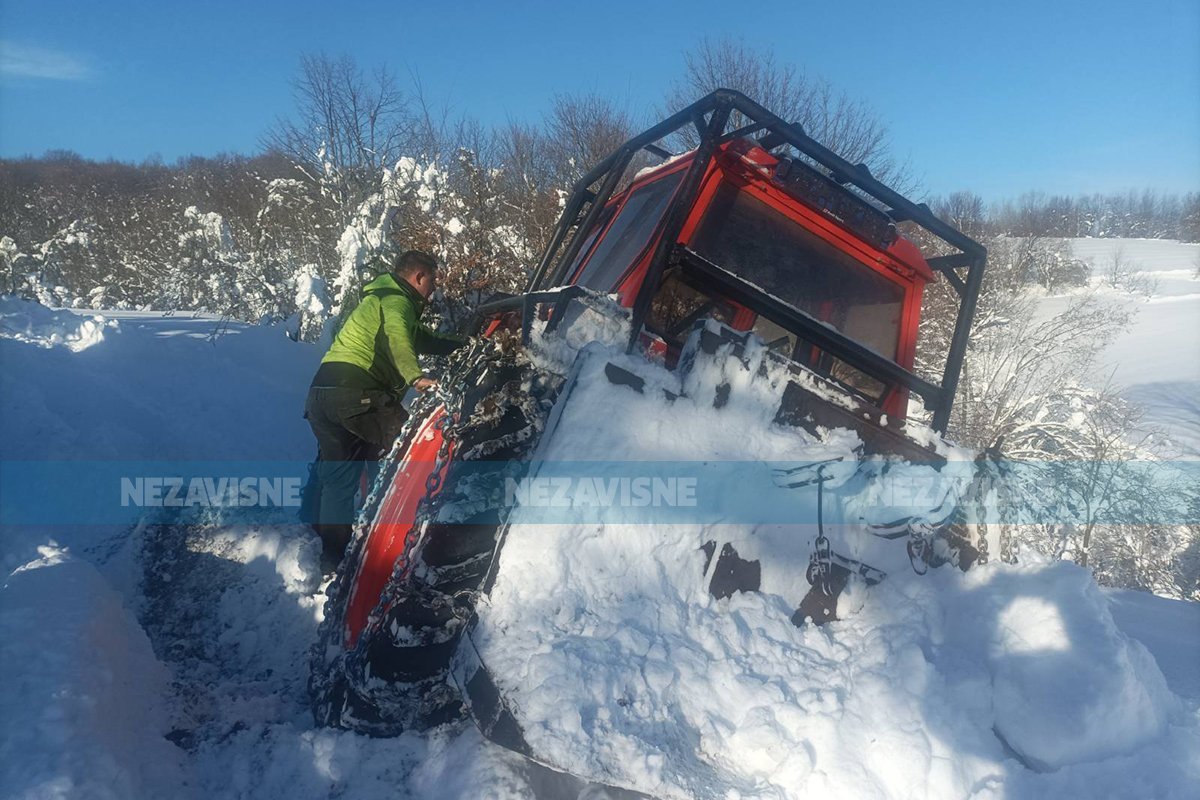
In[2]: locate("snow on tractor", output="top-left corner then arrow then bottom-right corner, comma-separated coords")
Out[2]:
310,89 -> 989,792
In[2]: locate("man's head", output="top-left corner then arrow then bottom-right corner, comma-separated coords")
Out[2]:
394,250 -> 438,300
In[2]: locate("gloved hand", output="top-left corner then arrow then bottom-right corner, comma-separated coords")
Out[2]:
413,376 -> 439,393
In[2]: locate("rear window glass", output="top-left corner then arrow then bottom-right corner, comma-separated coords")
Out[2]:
690,184 -> 904,361
560,205 -> 614,284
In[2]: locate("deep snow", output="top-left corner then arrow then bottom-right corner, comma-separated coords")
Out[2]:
465,304 -> 1197,798
2,239 -> 1199,800
0,303 -> 554,800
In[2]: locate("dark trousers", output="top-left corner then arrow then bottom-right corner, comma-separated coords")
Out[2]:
302,385 -> 409,558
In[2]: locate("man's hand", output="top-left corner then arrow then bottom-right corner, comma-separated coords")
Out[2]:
412,376 -> 439,393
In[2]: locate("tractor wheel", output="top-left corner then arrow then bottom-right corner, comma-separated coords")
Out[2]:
308,350 -> 558,736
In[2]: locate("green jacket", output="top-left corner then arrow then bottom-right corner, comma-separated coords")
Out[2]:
316,273 -> 466,392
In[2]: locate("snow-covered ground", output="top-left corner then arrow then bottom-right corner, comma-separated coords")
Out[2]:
1064,238 -> 1200,456
2,238 -> 1198,800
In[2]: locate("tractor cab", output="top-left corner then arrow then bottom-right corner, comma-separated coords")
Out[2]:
470,89 -> 984,443
485,89 -> 986,435
559,138 -> 933,417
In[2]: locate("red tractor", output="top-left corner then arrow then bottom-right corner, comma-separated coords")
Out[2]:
310,89 -> 988,791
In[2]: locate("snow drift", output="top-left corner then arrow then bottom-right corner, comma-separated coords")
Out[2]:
0,295 -> 115,352
0,547 -> 188,800
459,316 -> 1196,799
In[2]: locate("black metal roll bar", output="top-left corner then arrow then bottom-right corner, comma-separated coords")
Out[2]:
467,285 -> 611,344
523,89 -> 986,433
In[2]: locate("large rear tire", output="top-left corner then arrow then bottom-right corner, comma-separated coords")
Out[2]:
309,347 -> 558,736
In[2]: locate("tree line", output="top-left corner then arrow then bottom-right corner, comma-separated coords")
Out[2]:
3,131 -> 1194,326
3,41 -> 1195,326
992,189 -> 1199,240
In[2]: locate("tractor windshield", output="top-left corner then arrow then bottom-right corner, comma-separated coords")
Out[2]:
682,183 -> 908,400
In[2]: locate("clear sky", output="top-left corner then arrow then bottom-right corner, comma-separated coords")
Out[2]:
1,0 -> 1197,202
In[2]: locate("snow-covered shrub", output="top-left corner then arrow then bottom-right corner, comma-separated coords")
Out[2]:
253,177 -> 335,332
1103,245 -> 1158,297
8,219 -> 98,307
290,262 -> 328,342
0,235 -> 33,295
993,385 -> 1197,598
165,206 -> 253,315
0,294 -> 116,351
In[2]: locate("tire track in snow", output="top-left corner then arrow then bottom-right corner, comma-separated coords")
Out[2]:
134,517 -> 539,799
137,517 -> 324,748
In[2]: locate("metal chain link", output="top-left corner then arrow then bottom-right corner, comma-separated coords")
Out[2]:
976,524 -> 990,565
356,340 -> 494,638
808,532 -> 833,596
352,340 -> 488,531
906,521 -> 933,576
798,454 -> 1003,593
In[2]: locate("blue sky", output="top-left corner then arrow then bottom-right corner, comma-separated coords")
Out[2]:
1,0 -> 1197,202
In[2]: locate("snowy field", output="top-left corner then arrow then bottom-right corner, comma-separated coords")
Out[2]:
2,239 -> 1199,799
1064,238 -> 1200,456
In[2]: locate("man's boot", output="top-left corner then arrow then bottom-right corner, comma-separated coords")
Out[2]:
299,455 -> 322,525
317,523 -> 352,574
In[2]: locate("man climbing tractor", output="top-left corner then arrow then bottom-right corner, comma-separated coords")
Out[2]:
302,249 -> 468,570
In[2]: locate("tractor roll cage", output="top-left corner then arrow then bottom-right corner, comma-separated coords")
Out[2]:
525,89 -> 986,434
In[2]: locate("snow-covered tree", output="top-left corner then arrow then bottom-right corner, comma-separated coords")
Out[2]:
666,37 -> 908,188
24,219 -> 102,307
322,149 -> 532,336
165,206 -> 249,314
252,176 -> 336,333
0,236 -> 34,295
916,234 -> 1131,448
290,262 -> 329,342
436,148 -> 534,318
263,53 -> 413,226
992,384 -> 1196,597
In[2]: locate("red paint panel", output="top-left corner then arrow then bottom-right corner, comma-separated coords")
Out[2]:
343,409 -> 453,649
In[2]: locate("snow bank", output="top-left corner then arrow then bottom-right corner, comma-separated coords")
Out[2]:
0,307 -> 319,462
1105,586 -> 1200,699
470,326 -> 1198,798
479,531 -> 1194,797
1,293 -> 1197,800
0,547 -> 188,800
0,308 -> 321,576
0,295 -> 116,351
943,561 -> 1179,771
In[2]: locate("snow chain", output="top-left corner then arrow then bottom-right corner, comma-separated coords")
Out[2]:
906,523 -> 932,576
808,531 -> 834,596
352,340 -> 493,646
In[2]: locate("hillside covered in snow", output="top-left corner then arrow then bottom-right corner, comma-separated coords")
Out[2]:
1065,238 -> 1200,456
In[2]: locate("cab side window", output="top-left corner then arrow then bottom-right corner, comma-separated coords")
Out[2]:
575,171 -> 684,291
